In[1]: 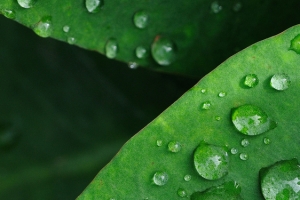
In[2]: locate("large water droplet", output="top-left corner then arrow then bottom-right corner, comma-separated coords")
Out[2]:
1,9 -> 16,19
105,39 -> 118,59
290,34 -> 300,54
270,73 -> 291,91
241,139 -> 249,147
168,141 -> 181,153
0,122 -> 18,149
211,1 -> 222,13
17,0 -> 36,8
63,25 -> 70,33
133,11 -> 148,29
260,159 -> 300,199
151,36 -> 177,66
201,101 -> 211,110
193,142 -> 229,180
239,153 -> 248,161
177,188 -> 187,197
190,181 -> 242,199
231,104 -> 277,136
243,74 -> 259,88
153,171 -> 169,186
33,16 -> 52,38
135,46 -> 148,59
184,174 -> 191,181
85,0 -> 102,13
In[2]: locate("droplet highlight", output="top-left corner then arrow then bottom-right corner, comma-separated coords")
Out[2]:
290,34 -> 300,54
168,141 -> 181,153
105,39 -> 118,59
239,153 -> 248,161
193,142 -> 229,180
177,188 -> 187,197
201,101 -> 211,110
85,0 -> 102,13
133,11 -> 148,29
231,104 -> 277,136
241,139 -> 250,147
135,46 -> 148,59
1,9 -> 16,19
17,0 -> 36,8
153,171 -> 168,186
33,16 -> 53,38
211,1 -> 222,13
243,74 -> 259,88
151,36 -> 177,66
270,73 -> 291,91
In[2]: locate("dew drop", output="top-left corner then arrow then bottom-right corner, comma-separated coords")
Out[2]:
1,9 -> 16,19
168,141 -> 181,153
135,46 -> 148,59
85,0 -> 102,13
193,142 -> 229,180
17,0 -> 36,8
230,148 -> 238,155
260,159 -> 300,199
233,2 -> 242,12
290,34 -> 300,54
215,116 -> 221,121
156,140 -> 163,147
231,104 -> 277,136
184,174 -> 191,181
201,89 -> 206,93
33,16 -> 52,38
105,39 -> 118,59
239,153 -> 248,161
151,36 -> 177,66
211,1 -> 222,13
67,37 -> 76,45
128,62 -> 138,69
270,73 -> 291,91
63,25 -> 70,33
153,171 -> 168,186
133,10 -> 148,29
218,92 -> 226,97
263,137 -> 270,145
201,101 -> 211,110
177,188 -> 187,197
243,74 -> 259,88
241,139 -> 250,147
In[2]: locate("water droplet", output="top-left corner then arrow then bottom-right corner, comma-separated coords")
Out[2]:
67,37 -> 76,45
218,92 -> 226,97
241,139 -> 250,147
0,122 -> 18,149
201,89 -> 207,94
177,188 -> 187,197
243,74 -> 259,88
17,0 -> 37,8
128,62 -> 138,69
135,46 -> 148,59
239,153 -> 248,161
263,137 -> 270,145
168,141 -> 181,153
211,1 -> 222,13
230,148 -> 238,155
260,159 -> 300,199
184,174 -> 191,181
153,171 -> 168,186
190,181 -> 242,199
201,101 -> 211,110
270,73 -> 291,91
215,116 -> 221,121
1,9 -> 16,19
105,39 -> 118,59
63,25 -> 70,33
133,10 -> 148,29
233,2 -> 242,12
33,16 -> 52,38
156,140 -> 163,147
290,34 -> 300,54
231,104 -> 277,136
85,0 -> 102,13
193,142 -> 229,180
151,36 -> 177,66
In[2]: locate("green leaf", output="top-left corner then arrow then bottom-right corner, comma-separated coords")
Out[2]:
77,25 -> 300,199
1,0 -> 300,76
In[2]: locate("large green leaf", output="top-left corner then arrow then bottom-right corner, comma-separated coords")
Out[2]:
78,25 -> 300,199
1,0 -> 299,76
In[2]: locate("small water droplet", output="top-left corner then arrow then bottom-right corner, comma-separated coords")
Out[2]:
218,92 -> 226,97
263,137 -> 270,145
105,39 -> 118,59
239,153 -> 248,161
201,89 -> 207,94
270,73 -> 291,91
211,1 -> 222,13
260,159 -> 300,199
135,46 -> 148,59
194,142 -> 229,180
133,10 -> 148,29
241,139 -> 250,147
85,0 -> 102,13
151,36 -> 177,66
33,16 -> 52,38
177,188 -> 187,197
231,104 -> 277,136
290,34 -> 300,54
168,141 -> 181,153
184,174 -> 191,181
17,0 -> 37,8
230,148 -> 238,155
67,37 -> 76,45
63,25 -> 70,33
215,116 -> 221,121
233,2 -> 242,12
153,171 -> 169,186
156,140 -> 163,147
128,62 -> 138,69
1,9 -> 16,19
243,74 -> 259,88
201,101 -> 211,110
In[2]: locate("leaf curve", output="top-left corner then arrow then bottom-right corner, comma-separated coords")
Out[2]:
77,25 -> 300,199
